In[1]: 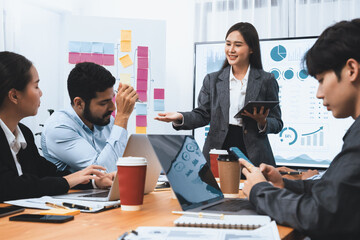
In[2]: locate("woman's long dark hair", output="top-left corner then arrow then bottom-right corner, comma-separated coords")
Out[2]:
221,22 -> 262,70
0,51 -> 33,107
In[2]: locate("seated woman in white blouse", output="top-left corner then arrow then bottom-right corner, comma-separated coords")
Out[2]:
0,51 -> 114,202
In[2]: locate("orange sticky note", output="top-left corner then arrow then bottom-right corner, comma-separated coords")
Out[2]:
121,30 -> 132,41
136,127 -> 147,134
119,54 -> 133,68
39,208 -> 80,216
121,41 -> 131,52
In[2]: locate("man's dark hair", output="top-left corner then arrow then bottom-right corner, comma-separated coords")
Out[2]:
67,62 -> 115,105
222,22 -> 263,70
0,51 -> 33,107
304,18 -> 360,80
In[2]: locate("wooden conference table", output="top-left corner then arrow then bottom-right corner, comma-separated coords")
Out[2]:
0,190 -> 303,240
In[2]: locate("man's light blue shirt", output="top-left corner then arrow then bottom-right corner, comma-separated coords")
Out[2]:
41,106 -> 127,173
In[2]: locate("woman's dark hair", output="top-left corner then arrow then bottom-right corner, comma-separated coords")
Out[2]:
0,51 -> 33,107
222,22 -> 263,70
304,18 -> 360,80
67,62 -> 115,105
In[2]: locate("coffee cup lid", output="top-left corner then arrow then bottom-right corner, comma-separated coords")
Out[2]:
117,157 -> 147,166
217,154 -> 238,162
209,149 -> 228,155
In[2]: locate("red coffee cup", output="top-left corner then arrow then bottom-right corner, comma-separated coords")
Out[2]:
117,157 -> 147,211
209,149 -> 228,178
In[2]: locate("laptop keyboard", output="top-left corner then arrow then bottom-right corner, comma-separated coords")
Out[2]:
80,191 -> 109,198
202,199 -> 253,212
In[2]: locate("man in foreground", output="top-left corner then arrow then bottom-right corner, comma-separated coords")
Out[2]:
240,19 -> 360,239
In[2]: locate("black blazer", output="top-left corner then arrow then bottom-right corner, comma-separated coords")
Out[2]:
175,66 -> 283,166
0,123 -> 71,202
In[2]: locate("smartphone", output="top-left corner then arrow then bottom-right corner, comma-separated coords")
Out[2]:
9,214 -> 74,223
0,206 -> 25,218
229,147 -> 254,166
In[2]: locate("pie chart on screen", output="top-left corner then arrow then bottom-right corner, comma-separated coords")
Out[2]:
270,45 -> 287,62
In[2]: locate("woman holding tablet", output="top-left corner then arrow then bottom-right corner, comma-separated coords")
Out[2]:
0,51 -> 114,201
155,22 -> 282,167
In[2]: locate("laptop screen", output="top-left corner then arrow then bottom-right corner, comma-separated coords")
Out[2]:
147,135 -> 223,210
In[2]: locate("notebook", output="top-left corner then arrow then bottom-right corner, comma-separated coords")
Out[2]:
53,134 -> 162,201
147,135 -> 258,215
122,222 -> 280,240
174,215 -> 271,230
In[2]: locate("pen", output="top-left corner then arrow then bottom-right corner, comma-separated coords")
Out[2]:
118,230 -> 138,240
45,202 -> 69,209
118,232 -> 128,240
172,211 -> 224,220
62,202 -> 92,211
279,171 -> 302,175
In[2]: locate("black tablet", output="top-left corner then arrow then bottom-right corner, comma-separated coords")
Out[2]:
234,101 -> 279,118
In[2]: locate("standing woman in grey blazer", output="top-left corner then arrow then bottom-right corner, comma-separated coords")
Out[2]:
155,22 -> 283,167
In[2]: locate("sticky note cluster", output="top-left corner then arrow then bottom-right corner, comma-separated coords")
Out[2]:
68,41 -> 114,66
136,46 -> 149,103
121,30 -> 132,52
135,46 -> 149,133
119,30 -> 133,68
154,88 -> 165,111
136,103 -> 147,134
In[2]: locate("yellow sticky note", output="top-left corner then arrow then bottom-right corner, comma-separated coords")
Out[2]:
39,209 -> 80,216
119,73 -> 131,85
121,30 -> 132,41
121,41 -> 131,52
136,127 -> 147,134
119,54 -> 133,68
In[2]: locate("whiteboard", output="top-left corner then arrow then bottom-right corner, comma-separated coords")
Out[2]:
60,15 -> 173,135
193,37 -> 353,168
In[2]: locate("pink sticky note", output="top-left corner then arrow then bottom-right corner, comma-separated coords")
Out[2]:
137,80 -> 147,91
103,54 -> 114,66
137,46 -> 148,57
137,68 -> 148,81
91,53 -> 103,65
136,115 -> 147,127
69,52 -> 81,64
137,90 -> 147,102
80,53 -> 92,63
154,88 -> 165,99
111,95 -> 116,118
138,57 -> 148,68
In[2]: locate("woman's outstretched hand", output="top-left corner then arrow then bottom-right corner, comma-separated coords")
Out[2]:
154,112 -> 183,123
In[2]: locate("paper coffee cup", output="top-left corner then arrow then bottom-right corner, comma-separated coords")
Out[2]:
209,149 -> 228,178
217,154 -> 240,198
117,157 -> 147,211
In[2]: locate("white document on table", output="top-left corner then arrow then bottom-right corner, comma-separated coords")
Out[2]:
5,196 -> 120,213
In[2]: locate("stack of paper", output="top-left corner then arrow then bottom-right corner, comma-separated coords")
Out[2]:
5,196 -> 120,213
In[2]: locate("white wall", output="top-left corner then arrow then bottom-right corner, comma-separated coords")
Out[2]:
2,0 -> 69,146
2,0 -> 195,139
70,0 -> 196,131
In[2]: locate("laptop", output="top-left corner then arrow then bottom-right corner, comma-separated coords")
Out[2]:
54,134 -> 162,201
147,134 -> 258,215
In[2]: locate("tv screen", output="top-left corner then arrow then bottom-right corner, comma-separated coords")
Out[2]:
193,37 -> 353,168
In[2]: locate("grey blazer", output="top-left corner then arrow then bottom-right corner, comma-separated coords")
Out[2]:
174,66 -> 283,166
